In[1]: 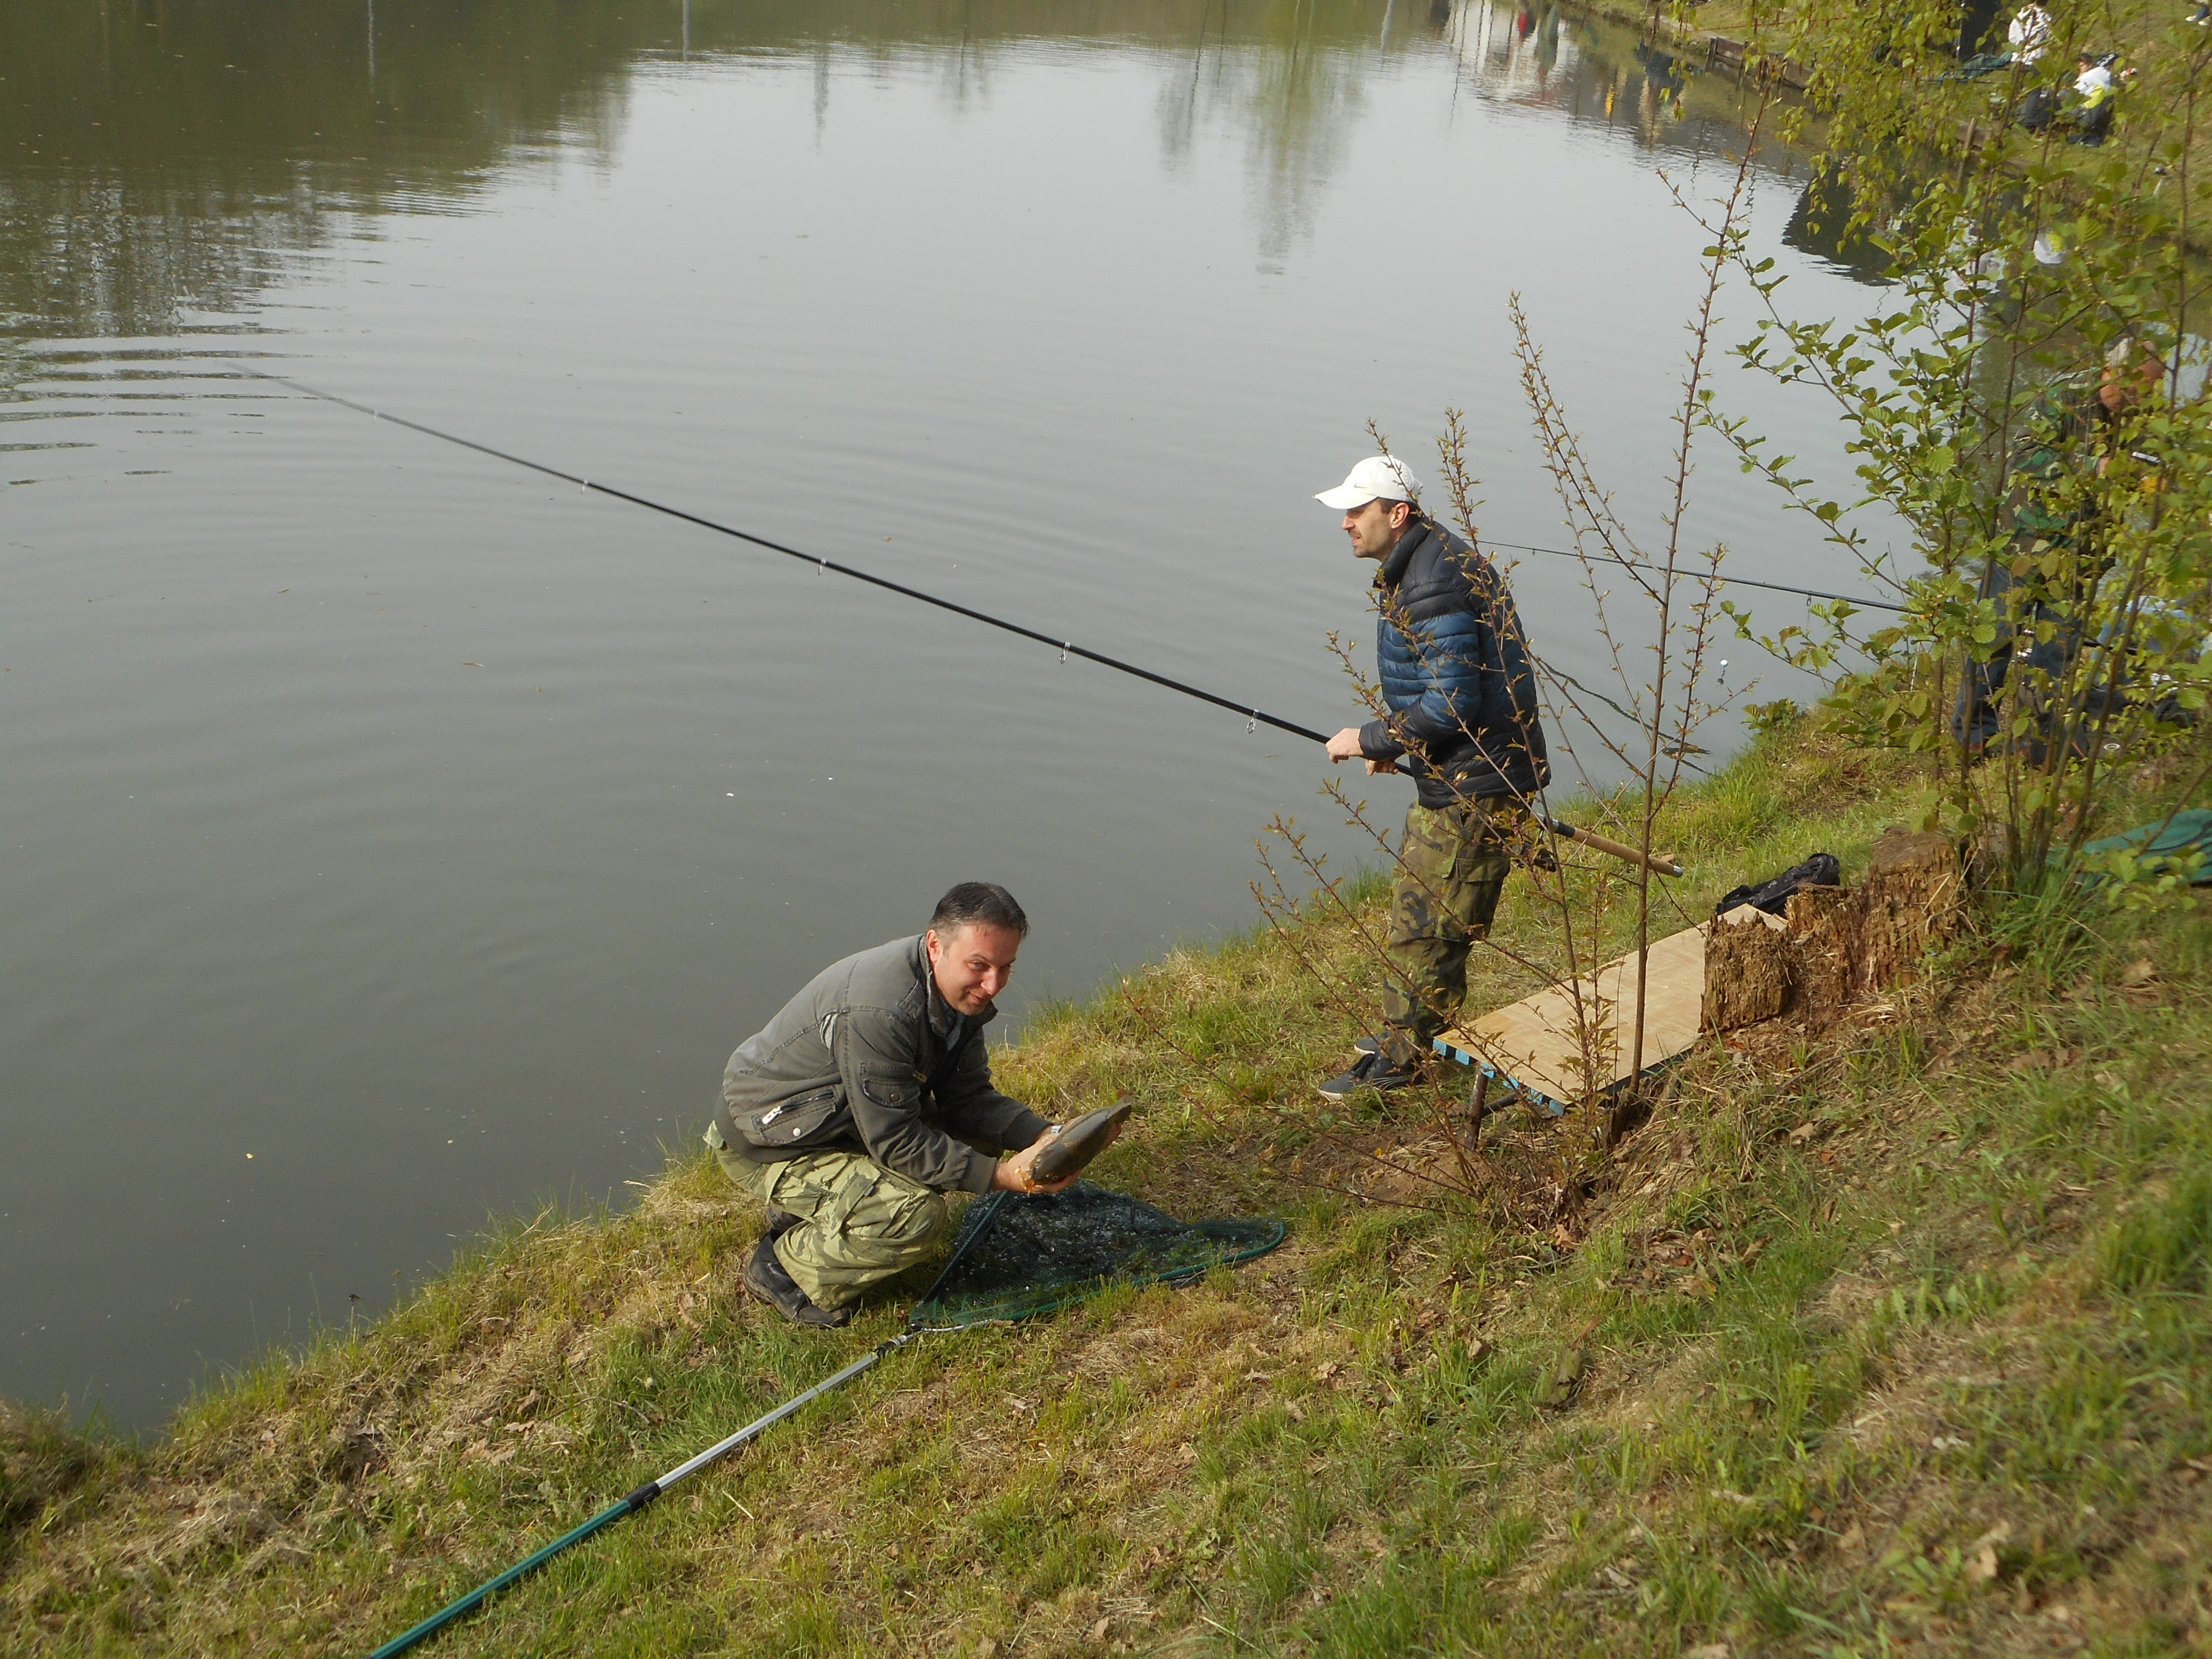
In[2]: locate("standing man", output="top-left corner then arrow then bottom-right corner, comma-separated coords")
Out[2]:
1314,455 -> 1549,1099
706,882 -> 1098,1327
1954,333 -> 2175,759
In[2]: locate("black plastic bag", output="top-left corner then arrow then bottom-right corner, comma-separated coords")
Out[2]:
1714,852 -> 1840,917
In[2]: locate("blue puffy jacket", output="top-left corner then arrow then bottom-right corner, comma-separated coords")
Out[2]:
1357,517 -> 1549,807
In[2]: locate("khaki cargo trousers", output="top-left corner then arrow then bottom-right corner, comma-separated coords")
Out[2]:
1379,796 -> 1527,1071
705,1120 -> 952,1312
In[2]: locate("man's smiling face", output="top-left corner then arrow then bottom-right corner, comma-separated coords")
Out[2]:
926,921 -> 1021,1015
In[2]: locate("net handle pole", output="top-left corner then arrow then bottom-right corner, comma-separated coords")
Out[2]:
656,1332 -> 916,1489
366,1333 -> 917,1659
369,1184 -> 1022,1655
907,1189 -> 1011,1324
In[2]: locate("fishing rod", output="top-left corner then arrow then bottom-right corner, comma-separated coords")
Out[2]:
236,368 -> 1318,744
241,367 -> 1683,877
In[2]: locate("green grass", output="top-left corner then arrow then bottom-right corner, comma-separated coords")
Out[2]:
8,720 -> 2212,1656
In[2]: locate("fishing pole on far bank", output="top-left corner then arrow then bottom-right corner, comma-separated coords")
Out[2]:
235,366 -> 1888,879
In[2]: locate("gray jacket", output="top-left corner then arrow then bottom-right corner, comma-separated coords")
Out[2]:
716,936 -> 1049,1194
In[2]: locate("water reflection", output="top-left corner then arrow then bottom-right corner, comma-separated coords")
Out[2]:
2,0 -> 1793,347
1781,164 -> 1898,286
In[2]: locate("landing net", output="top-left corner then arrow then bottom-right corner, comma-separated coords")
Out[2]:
910,1182 -> 1285,1331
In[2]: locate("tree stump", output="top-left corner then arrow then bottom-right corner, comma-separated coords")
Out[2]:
1701,906 -> 1793,1032
1785,885 -> 1860,1027
1855,828 -> 1966,990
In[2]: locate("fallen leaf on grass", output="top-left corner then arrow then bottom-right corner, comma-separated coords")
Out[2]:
2120,958 -> 2158,989
1969,1543 -> 2000,1584
1789,1121 -> 1819,1144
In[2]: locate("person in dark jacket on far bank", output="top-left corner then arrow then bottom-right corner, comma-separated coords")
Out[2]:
1315,455 -> 1549,1098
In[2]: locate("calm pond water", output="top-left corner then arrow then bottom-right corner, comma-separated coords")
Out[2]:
3,0 -> 1886,1427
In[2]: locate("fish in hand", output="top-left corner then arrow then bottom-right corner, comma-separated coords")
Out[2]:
1029,1099 -> 1133,1184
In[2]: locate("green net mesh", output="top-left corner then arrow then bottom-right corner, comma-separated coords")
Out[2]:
910,1182 -> 1285,1331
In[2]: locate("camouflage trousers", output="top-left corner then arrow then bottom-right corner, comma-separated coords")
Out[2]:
1379,796 -> 1526,1070
705,1121 -> 951,1312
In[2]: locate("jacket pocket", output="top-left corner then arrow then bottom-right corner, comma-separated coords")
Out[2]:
731,1085 -> 846,1150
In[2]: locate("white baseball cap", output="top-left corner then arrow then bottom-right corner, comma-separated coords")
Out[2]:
1315,455 -> 1422,511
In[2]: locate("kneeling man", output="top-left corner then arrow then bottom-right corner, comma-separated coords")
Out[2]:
706,882 -> 1083,1327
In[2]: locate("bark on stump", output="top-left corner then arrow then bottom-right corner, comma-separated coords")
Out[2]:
1701,907 -> 1794,1032
1855,827 -> 1966,990
1785,885 -> 1860,1028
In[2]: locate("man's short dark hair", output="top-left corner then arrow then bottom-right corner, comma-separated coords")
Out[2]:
930,882 -> 1030,937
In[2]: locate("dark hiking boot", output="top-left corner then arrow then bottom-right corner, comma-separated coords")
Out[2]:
742,1236 -> 851,1329
1352,1033 -> 1384,1058
763,1207 -> 802,1240
1316,1050 -> 1421,1100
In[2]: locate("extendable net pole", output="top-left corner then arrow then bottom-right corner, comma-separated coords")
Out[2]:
364,1190 -> 1009,1659
366,1334 -> 915,1659
363,1185 -> 1284,1657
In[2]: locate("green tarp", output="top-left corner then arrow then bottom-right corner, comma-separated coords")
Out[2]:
2078,808 -> 2212,885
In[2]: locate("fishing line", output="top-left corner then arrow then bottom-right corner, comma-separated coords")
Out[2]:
1482,537 -> 1907,613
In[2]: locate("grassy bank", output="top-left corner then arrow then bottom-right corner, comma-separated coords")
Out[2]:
7,721 -> 2212,1657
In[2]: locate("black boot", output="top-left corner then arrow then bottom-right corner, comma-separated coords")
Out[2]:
1316,1049 -> 1421,1100
763,1207 -> 802,1239
742,1236 -> 851,1329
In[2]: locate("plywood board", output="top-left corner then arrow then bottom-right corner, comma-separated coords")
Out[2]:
1435,922 -> 1710,1114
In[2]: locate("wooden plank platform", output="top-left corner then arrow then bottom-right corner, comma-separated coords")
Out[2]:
1433,921 -> 1714,1116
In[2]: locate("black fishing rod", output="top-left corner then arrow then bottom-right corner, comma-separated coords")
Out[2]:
236,367 -> 1320,745
240,368 -> 1705,876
